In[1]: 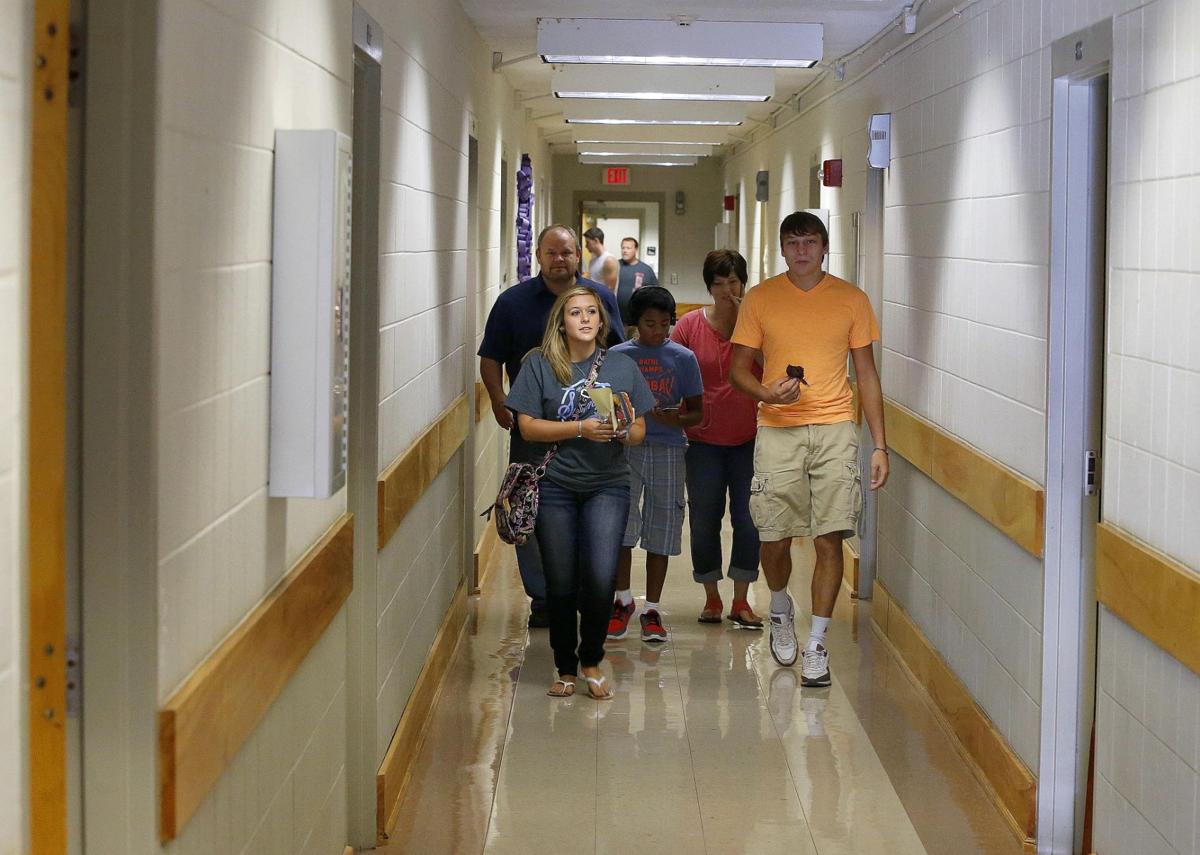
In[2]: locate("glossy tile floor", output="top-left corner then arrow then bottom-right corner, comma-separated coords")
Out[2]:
379,531 -> 1024,855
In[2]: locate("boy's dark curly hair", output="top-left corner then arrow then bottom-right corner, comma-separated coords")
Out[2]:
627,285 -> 676,326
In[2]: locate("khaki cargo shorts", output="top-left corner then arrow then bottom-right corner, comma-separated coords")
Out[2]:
749,421 -> 862,542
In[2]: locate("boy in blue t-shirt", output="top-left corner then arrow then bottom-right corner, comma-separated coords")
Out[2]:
607,287 -> 704,642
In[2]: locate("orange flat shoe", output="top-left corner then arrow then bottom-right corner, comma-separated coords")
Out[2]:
727,600 -> 764,629
698,599 -> 724,623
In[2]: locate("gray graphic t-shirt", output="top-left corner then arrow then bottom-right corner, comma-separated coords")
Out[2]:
505,349 -> 656,491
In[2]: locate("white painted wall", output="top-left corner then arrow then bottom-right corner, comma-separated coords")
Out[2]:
722,0 -> 1200,822
1094,0 -> 1200,850
0,2 -> 29,851
146,0 -> 552,847
878,457 -> 1042,768
154,0 -> 352,850
722,0 -> 1049,769
359,0 -> 549,754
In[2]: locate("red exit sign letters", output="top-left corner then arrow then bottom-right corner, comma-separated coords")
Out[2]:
604,167 -> 630,185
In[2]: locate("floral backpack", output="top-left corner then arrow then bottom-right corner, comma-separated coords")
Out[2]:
484,351 -> 605,546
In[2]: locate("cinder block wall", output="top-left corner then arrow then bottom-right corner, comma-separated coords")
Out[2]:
358,0 -> 550,757
723,1 -> 1200,830
142,0 -> 549,850
1094,0 -> 1200,851
153,1 -> 354,850
721,0 -> 1047,770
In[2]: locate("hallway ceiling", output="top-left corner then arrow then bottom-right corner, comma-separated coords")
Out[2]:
460,1 -> 914,158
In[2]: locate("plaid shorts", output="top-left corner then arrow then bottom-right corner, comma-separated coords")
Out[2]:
623,443 -> 686,556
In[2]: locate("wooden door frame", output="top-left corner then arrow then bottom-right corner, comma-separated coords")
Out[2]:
28,0 -> 71,851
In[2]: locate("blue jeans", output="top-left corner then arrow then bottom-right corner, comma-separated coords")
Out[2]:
685,440 -> 760,584
515,540 -> 546,611
535,480 -> 630,676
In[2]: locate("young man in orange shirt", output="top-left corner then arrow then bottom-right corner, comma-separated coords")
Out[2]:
729,211 -> 889,686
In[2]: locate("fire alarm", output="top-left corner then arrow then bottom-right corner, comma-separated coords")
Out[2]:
723,194 -> 736,211
821,159 -> 843,187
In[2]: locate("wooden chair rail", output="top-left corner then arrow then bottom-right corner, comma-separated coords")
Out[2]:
475,381 -> 489,423
842,538 -> 861,598
377,394 -> 471,549
158,514 -> 354,841
873,582 -> 1037,844
1096,522 -> 1200,678
883,398 -> 1045,557
376,580 -> 469,843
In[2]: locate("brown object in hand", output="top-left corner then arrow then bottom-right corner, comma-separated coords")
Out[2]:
786,364 -> 810,385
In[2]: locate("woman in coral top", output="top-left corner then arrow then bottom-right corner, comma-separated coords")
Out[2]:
671,250 -> 763,627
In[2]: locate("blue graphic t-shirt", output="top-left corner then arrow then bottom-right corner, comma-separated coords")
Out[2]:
505,349 -> 656,491
610,339 -> 703,447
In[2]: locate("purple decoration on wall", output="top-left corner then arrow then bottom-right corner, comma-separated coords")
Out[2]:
517,153 -> 534,280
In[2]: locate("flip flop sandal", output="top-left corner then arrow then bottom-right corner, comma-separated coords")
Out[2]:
584,675 -> 614,701
727,603 -> 765,629
547,678 -> 576,698
698,601 -> 724,623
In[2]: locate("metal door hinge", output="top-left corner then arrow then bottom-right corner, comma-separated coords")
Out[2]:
66,639 -> 81,716
1084,450 -> 1099,496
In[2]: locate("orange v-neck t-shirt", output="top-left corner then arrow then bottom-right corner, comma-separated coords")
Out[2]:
731,272 -> 880,428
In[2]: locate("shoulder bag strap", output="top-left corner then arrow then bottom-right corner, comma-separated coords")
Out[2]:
534,349 -> 607,475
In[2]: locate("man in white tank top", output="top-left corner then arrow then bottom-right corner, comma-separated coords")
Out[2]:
583,226 -> 619,293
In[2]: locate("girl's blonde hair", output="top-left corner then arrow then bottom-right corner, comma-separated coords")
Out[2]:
537,286 -> 610,384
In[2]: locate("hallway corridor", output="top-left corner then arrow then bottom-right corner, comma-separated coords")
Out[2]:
381,532 -> 1023,855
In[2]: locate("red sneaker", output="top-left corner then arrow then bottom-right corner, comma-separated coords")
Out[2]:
640,609 -> 668,643
607,600 -> 636,639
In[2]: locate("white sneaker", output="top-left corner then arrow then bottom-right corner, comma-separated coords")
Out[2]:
769,606 -> 798,667
801,644 -> 831,687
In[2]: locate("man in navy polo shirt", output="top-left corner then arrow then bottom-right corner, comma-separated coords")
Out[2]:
478,224 -> 624,627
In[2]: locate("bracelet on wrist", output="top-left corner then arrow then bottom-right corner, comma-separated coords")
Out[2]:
874,447 -> 888,455
576,421 -> 583,438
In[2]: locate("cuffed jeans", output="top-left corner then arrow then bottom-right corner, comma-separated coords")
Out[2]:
535,480 -> 630,676
685,440 -> 760,584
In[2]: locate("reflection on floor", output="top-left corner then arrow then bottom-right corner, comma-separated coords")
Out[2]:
378,534 -> 1024,855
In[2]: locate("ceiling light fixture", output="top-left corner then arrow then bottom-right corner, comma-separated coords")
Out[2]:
575,139 -> 714,146
564,99 -> 747,126
539,18 -> 823,68
579,150 -> 709,158
576,142 -> 714,156
552,65 -> 773,102
571,125 -> 730,144
567,118 -> 741,126
558,91 -> 766,102
581,155 -> 698,166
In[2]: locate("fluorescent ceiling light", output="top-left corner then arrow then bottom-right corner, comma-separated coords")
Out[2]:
559,91 -> 766,101
581,155 -> 697,166
552,65 -> 772,102
580,150 -> 708,158
572,125 -> 730,144
539,18 -> 823,68
575,139 -> 715,146
564,99 -> 746,126
576,143 -> 714,156
567,118 -> 741,126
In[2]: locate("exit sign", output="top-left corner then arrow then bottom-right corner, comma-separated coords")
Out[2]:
604,167 -> 630,185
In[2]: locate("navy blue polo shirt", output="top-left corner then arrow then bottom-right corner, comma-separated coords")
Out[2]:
478,274 -> 625,386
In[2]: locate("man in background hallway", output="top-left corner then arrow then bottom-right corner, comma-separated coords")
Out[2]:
616,236 -> 659,330
729,211 -> 888,687
478,225 -> 625,627
583,226 -> 619,294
